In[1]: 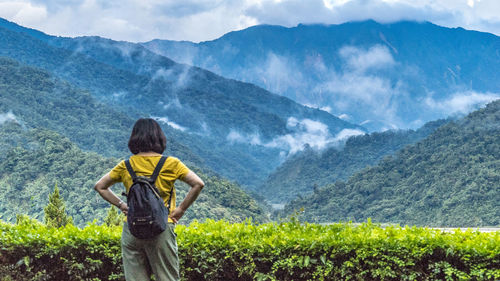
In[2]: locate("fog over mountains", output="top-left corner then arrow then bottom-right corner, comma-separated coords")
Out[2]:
143,20 -> 500,131
281,100 -> 500,226
0,17 -> 363,188
0,18 -> 499,227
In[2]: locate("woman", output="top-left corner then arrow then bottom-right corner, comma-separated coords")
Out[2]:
94,118 -> 204,281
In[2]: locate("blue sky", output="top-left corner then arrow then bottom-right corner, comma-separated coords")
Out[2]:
0,0 -> 499,42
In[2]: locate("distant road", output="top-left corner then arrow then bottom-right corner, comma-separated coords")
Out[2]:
317,223 -> 500,233
433,228 -> 500,233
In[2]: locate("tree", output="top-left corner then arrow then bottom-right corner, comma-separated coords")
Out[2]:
44,183 -> 73,227
103,206 -> 124,226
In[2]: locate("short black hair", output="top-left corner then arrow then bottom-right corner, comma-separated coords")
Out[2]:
128,118 -> 167,155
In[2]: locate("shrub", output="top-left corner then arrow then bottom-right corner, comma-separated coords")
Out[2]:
0,219 -> 498,280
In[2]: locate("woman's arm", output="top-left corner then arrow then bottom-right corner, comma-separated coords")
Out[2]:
169,171 -> 204,223
94,173 -> 129,215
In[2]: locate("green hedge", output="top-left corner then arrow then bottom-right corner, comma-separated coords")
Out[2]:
1,218 -> 499,280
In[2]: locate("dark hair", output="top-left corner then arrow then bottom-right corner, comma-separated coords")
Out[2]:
128,118 -> 167,154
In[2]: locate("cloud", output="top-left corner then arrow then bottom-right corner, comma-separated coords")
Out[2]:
265,118 -> 332,153
334,128 -> 365,140
226,117 -> 348,154
265,117 -> 363,154
1,0 -> 499,43
151,116 -> 187,132
424,91 -> 500,115
0,111 -> 18,125
246,0 -> 500,38
339,45 -> 395,73
320,106 -> 332,113
0,1 -> 47,25
338,113 -> 350,120
247,52 -> 305,96
152,0 -> 224,18
158,97 -> 183,110
226,130 -> 262,145
313,44 -> 405,129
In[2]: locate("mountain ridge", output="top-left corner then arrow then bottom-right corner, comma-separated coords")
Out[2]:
280,100 -> 500,226
143,20 -> 500,131
0,17 -> 364,187
260,118 -> 450,204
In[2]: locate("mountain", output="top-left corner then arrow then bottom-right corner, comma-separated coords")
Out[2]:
0,123 -> 268,225
143,20 -> 500,131
260,119 -> 448,204
0,57 -> 201,164
280,100 -> 500,227
0,58 -> 268,225
0,17 -> 364,187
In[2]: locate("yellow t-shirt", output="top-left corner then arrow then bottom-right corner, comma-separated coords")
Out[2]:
109,155 -> 190,223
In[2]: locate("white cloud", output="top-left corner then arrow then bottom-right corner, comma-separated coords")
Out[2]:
338,113 -> 350,120
226,117 -> 356,154
226,130 -> 262,145
248,52 -> 305,96
314,44 -> 405,129
334,128 -> 365,140
1,0 -> 499,42
424,91 -> 500,115
159,96 -> 183,110
320,106 -> 332,113
266,117 -> 335,154
264,118 -> 366,154
112,91 -> 126,98
0,111 -> 18,125
0,1 -> 47,25
339,45 -> 395,72
151,116 -> 187,131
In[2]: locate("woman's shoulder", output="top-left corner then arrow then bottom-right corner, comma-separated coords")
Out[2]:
164,156 -> 182,164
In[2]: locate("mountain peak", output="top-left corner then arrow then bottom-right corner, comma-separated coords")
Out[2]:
0,17 -> 51,41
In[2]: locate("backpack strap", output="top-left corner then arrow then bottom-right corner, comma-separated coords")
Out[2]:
150,156 -> 168,183
166,185 -> 174,214
124,160 -> 137,181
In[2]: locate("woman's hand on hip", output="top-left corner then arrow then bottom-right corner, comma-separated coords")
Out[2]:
169,207 -> 185,224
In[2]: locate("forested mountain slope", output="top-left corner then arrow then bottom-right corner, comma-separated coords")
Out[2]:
0,57 -> 201,164
144,20 -> 500,131
261,119 -> 448,204
0,123 -> 268,225
0,18 -> 364,187
281,100 -> 500,226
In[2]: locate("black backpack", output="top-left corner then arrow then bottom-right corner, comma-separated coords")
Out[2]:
124,156 -> 172,239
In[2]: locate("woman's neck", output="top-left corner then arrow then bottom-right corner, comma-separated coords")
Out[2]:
135,151 -> 162,156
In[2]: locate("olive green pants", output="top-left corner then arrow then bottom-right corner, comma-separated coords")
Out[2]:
121,223 -> 180,281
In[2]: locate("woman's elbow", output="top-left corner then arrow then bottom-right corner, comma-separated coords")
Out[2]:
94,182 -> 105,194
94,173 -> 114,193
198,180 -> 205,190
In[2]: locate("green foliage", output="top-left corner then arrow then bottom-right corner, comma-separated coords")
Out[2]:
0,126 -> 118,225
281,100 -> 500,226
0,219 -> 122,281
44,183 -> 73,228
0,56 -> 200,164
178,173 -> 268,223
0,219 -> 498,280
104,207 -> 124,227
0,22 -> 362,188
260,119 -> 448,203
0,125 -> 268,226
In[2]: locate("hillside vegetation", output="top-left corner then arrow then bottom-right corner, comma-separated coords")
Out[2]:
0,18 -> 363,187
144,20 -> 500,131
282,100 -> 500,226
1,219 -> 499,280
0,57 -> 202,164
0,123 -> 267,225
260,119 -> 448,203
